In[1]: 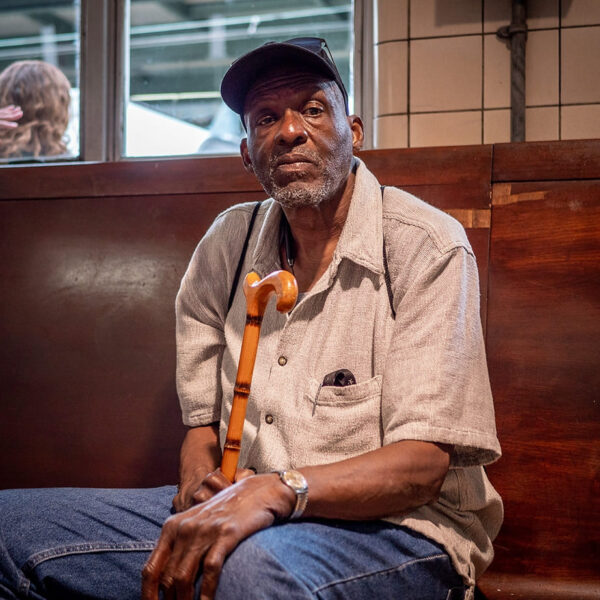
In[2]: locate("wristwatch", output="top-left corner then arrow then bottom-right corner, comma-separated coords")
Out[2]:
277,470 -> 308,520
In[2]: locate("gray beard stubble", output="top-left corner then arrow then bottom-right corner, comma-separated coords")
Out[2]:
258,146 -> 353,209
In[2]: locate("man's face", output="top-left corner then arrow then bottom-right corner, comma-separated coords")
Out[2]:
240,68 -> 362,208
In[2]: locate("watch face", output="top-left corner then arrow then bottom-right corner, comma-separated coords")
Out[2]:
283,470 -> 308,492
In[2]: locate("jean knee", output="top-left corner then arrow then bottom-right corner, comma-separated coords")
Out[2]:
216,533 -> 312,600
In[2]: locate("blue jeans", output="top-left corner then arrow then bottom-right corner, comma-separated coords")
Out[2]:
0,486 -> 465,599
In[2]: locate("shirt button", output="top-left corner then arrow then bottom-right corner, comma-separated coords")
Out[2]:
265,414 -> 274,424
278,356 -> 287,366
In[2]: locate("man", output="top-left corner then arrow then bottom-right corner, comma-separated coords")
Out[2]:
0,38 -> 501,600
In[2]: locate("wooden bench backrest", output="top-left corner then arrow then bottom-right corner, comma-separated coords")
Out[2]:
1,142 -> 598,598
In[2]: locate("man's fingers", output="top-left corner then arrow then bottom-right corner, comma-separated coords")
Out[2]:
206,469 -> 232,490
172,487 -> 194,512
191,488 -> 211,504
191,469 -> 231,504
141,518 -> 177,600
183,467 -> 253,509
141,554 -> 166,600
200,541 -> 231,600
234,467 -> 256,482
172,491 -> 183,512
159,519 -> 202,600
172,550 -> 209,600
149,474 -> 279,600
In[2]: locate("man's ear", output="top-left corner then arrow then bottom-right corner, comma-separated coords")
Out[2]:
348,115 -> 364,153
240,138 -> 254,173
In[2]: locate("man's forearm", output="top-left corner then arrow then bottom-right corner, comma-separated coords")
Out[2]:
179,423 -> 221,479
173,423 -> 221,511
298,440 -> 451,520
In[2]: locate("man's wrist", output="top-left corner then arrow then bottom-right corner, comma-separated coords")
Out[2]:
275,470 -> 309,520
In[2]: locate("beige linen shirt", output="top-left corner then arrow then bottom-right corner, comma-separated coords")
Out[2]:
176,159 -> 503,596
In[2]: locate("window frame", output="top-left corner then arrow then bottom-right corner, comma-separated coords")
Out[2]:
79,0 -> 128,162
2,0 -> 371,164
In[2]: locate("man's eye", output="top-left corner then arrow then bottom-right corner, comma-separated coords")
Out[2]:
256,115 -> 275,126
304,106 -> 323,117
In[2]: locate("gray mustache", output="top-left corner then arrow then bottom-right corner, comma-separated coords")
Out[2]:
269,151 -> 322,170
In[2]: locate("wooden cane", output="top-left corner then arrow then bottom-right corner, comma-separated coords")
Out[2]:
220,270 -> 298,482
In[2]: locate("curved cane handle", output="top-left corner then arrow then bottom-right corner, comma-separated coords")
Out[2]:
243,270 -> 298,316
221,270 -> 298,482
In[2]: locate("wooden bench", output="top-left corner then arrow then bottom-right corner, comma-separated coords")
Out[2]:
1,141 -> 598,598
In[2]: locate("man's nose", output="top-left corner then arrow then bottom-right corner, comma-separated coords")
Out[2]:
275,109 -> 308,146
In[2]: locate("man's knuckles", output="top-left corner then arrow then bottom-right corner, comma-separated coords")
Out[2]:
159,574 -> 175,589
216,518 -> 239,538
177,517 -> 201,540
141,559 -> 161,583
172,565 -> 196,589
206,470 -> 230,489
202,545 -> 228,582
191,488 -> 210,504
234,468 -> 256,481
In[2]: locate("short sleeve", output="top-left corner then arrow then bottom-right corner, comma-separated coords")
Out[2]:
381,245 -> 501,467
175,206 -> 254,427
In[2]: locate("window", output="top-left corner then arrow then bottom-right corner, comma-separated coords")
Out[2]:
0,0 -> 357,163
0,1 -> 79,162
125,0 -> 354,157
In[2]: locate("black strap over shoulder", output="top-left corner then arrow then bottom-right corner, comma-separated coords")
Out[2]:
226,195 -> 395,318
227,201 -> 262,313
381,186 -> 396,319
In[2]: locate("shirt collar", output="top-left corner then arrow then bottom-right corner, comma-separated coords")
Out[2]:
332,158 -> 384,277
251,157 -> 384,281
251,199 -> 283,278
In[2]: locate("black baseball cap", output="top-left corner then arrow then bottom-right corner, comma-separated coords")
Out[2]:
220,37 -> 349,117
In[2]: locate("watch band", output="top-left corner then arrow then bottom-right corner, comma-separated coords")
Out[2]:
277,470 -> 308,520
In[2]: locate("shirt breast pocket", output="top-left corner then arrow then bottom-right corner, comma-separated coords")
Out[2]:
291,375 -> 383,467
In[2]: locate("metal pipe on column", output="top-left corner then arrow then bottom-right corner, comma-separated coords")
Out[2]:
497,0 -> 528,142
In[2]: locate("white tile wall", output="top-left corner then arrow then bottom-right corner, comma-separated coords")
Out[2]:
373,0 -> 600,148
410,111 -> 482,147
561,0 -> 600,27
483,107 -> 560,143
561,26 -> 600,104
376,0 -> 408,43
484,0 -> 558,33
375,114 -> 408,148
376,42 -> 408,115
528,0 -> 559,29
410,0 -> 481,38
484,34 -> 510,108
410,35 -> 482,112
562,105 -> 600,139
483,0 -> 510,33
526,106 -> 559,140
483,109 -> 510,143
526,29 -> 559,106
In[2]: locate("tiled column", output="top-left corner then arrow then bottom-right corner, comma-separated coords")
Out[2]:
560,1 -> 600,139
409,0 -> 483,147
373,0 -> 600,148
483,0 -> 560,143
374,0 -> 408,148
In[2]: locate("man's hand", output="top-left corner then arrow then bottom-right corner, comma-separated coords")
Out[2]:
142,473 -> 295,600
0,105 -> 22,129
173,425 -> 221,513
174,467 -> 256,512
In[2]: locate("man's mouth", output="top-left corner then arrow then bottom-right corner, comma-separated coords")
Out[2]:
271,155 -> 316,180
274,154 -> 313,167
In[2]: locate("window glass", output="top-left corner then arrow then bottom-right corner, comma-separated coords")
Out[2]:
126,0 -> 353,157
0,1 -> 79,162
